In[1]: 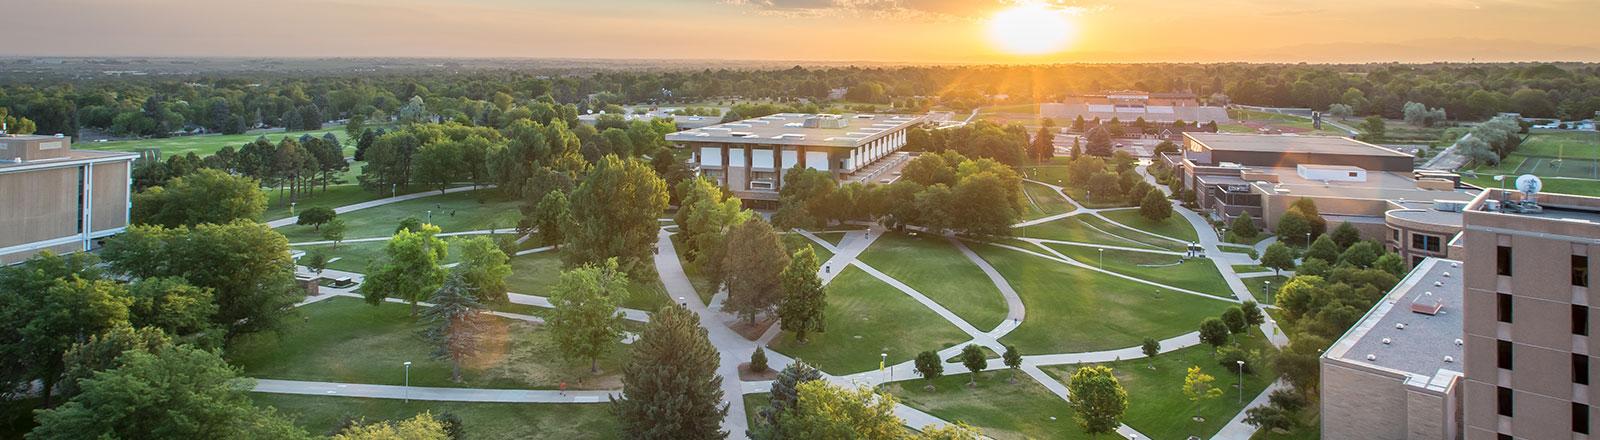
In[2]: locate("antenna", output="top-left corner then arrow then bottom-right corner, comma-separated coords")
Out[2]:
1515,174 -> 1542,198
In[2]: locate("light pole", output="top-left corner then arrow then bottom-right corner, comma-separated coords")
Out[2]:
403,361 -> 412,403
881,352 -> 889,383
1304,232 -> 1311,247
1265,280 -> 1273,304
426,210 -> 433,224
391,183 -> 397,199
1236,360 -> 1245,404
290,201 -> 296,216
1098,248 -> 1105,269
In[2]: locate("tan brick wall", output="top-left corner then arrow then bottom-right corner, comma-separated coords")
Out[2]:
1322,360 -> 1410,440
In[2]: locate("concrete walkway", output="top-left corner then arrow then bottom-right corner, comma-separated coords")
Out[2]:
265,185 -> 486,228
654,230 -> 754,438
948,237 -> 1025,337
253,379 -> 619,404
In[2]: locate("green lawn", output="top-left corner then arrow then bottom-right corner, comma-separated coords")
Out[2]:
813,231 -> 848,247
858,232 -> 1008,330
885,371 -> 1085,440
1243,275 -> 1289,305
229,297 -> 629,390
783,234 -> 834,264
504,250 -> 564,296
275,189 -> 522,242
1217,244 -> 1261,259
1042,243 -> 1232,298
1016,216 -> 1182,251
1462,131 -> 1600,196
1043,328 -> 1279,440
251,394 -> 621,439
1232,264 -> 1270,274
768,266 -> 969,375
1019,166 -> 1135,209
1099,209 -> 1200,243
293,238 -> 471,273
262,178 -> 446,222
1021,182 -> 1075,220
743,393 -> 772,429
1515,130 -> 1600,160
972,243 -> 1232,355
84,125 -> 355,156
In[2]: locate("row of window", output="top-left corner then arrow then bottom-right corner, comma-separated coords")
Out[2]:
1496,297 -> 1589,335
1494,245 -> 1589,287
1493,343 -> 1589,385
1496,388 -> 1589,435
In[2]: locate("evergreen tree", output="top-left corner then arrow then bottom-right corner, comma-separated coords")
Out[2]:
422,274 -> 488,383
1329,221 -> 1361,250
1306,235 -> 1341,263
1229,213 -> 1258,241
612,305 -> 728,439
723,219 -> 790,324
754,361 -> 823,437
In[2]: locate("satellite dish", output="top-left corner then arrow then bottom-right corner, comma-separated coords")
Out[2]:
1515,174 -> 1542,196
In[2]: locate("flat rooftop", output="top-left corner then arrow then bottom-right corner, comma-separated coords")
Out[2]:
0,148 -> 138,172
1250,167 -> 1479,202
1187,132 -> 1414,158
665,113 -> 922,149
1470,189 -> 1600,225
1325,258 -> 1464,384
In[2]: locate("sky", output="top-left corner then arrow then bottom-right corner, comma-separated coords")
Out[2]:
4,0 -> 1598,63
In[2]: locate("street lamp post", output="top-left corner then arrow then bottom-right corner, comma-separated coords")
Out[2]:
1265,280 -> 1273,304
290,201 -> 296,216
1098,248 -> 1105,269
391,183 -> 397,199
1305,232 -> 1311,247
426,210 -> 432,224
1236,360 -> 1245,404
403,361 -> 412,403
881,352 -> 889,383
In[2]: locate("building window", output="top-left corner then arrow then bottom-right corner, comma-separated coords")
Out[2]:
1576,255 -> 1590,287
1498,245 -> 1514,276
1498,293 -> 1513,323
1499,386 -> 1514,417
1575,354 -> 1590,385
1391,228 -> 1400,241
1576,305 -> 1589,336
1498,435 -> 1512,440
1498,340 -> 1513,370
1577,403 -> 1591,435
1411,234 -> 1442,252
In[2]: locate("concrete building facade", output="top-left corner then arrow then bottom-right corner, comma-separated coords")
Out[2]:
1460,189 -> 1600,440
665,113 -> 921,205
0,134 -> 137,265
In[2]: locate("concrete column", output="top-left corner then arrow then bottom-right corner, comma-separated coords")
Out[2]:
773,146 -> 783,191
81,162 -> 94,250
798,145 -> 807,170
720,144 -> 729,187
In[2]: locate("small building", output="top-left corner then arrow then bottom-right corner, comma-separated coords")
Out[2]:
1,134 -> 138,264
1322,257 -> 1465,440
665,113 -> 922,207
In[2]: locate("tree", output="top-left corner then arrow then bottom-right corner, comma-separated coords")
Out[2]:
1260,242 -> 1296,276
1276,213 -> 1311,247
423,274 -> 489,383
453,236 -> 512,305
750,347 -> 769,373
399,95 -> 429,123
1357,115 -> 1386,142
0,277 -> 130,407
1182,365 -> 1223,421
1241,300 -> 1265,327
1030,126 -> 1055,162
322,218 -> 347,248
360,224 -> 449,316
1141,338 -> 1160,368
777,246 -> 826,343
723,219 -> 790,324
1067,365 -> 1128,438
296,206 -> 337,230
1339,241 -> 1384,268
769,381 -> 910,439
58,325 -> 172,400
549,259 -> 627,373
413,140 -> 465,194
1085,126 -> 1113,156
755,361 -> 823,435
1306,235 -> 1341,263
1003,345 -> 1022,383
1222,306 -> 1248,334
1199,318 -> 1231,348
613,304 -> 728,440
1139,188 -> 1172,222
334,413 -> 449,440
533,190 -> 574,249
1229,213 -> 1258,241
1326,103 -> 1353,120
126,276 -> 218,338
568,155 -> 669,276
131,169 -> 266,228
914,350 -> 944,390
100,221 -> 300,340
29,345 -> 307,440
1244,405 -> 1295,432
959,344 -> 986,387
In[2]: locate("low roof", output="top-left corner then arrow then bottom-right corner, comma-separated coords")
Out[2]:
1251,168 -> 1478,202
1187,133 -> 1414,158
1325,258 -> 1464,386
0,149 -> 138,172
665,113 -> 922,149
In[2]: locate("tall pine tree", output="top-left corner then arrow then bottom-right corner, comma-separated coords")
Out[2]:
612,305 -> 728,439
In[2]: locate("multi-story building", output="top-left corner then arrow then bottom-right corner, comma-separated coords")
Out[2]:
665,113 -> 921,207
1041,90 -> 1230,124
0,134 -> 137,265
1460,188 -> 1600,439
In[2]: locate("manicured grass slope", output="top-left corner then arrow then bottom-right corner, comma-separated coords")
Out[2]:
1021,182 -> 1075,220
251,394 -> 621,439
1015,216 -> 1182,251
84,125 -> 353,156
229,297 -> 628,390
885,371 -> 1086,440
1099,209 -> 1199,243
972,243 -> 1231,354
858,232 -> 1009,330
769,267 -> 969,375
1042,243 -> 1231,298
275,189 -> 521,242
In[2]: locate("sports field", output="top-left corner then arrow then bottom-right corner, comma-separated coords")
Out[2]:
79,125 -> 355,156
1464,130 -> 1600,196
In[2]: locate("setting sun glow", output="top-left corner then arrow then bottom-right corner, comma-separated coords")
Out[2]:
986,3 -> 1074,56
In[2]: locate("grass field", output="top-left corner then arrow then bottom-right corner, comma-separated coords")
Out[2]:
1243,275 -> 1289,304
275,189 -> 521,242
1232,264 -> 1269,274
1098,209 -> 1199,243
261,177 -> 448,223
1217,244 -> 1260,259
1223,110 -> 1349,136
1463,130 -> 1600,196
858,232 -> 1009,330
1043,328 -> 1279,440
1019,166 -> 1137,209
1042,243 -> 1231,298
83,125 -> 354,156
768,266 -> 969,375
885,371 -> 1085,440
229,297 -> 629,390
504,250 -> 564,295
971,243 -> 1232,355
251,394 -> 621,439
292,238 -> 475,273
1016,216 -> 1183,251
1021,181 -> 1075,220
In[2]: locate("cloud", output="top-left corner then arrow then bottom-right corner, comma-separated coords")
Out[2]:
722,0 -> 1086,20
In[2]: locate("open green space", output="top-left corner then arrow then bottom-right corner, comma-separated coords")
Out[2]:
1514,130 -> 1600,159
858,232 -> 1008,330
1098,209 -> 1199,243
769,266 -> 969,375
293,237 -> 475,273
783,234 -> 834,263
1016,216 -> 1182,251
1021,181 -> 1075,220
813,231 -> 848,247
1019,166 -> 1136,209
971,243 -> 1232,355
1243,275 -> 1289,305
1042,243 -> 1231,298
743,393 -> 772,429
229,297 -> 629,390
885,371 -> 1084,440
251,394 -> 621,439
84,125 -> 355,156
1232,264 -> 1269,274
504,250 -> 564,295
275,189 -> 522,242
261,177 -> 445,222
1079,216 -> 1186,250
1043,328 -> 1279,440
1463,131 -> 1600,196
1217,244 -> 1261,259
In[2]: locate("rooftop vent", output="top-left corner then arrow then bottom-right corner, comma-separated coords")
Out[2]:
1442,272 -> 1451,278
1395,323 -> 1406,330
1444,356 -> 1455,363
1454,338 -> 1464,346
1381,338 -> 1392,345
1434,281 -> 1443,287
1367,354 -> 1377,361
1411,300 -> 1443,315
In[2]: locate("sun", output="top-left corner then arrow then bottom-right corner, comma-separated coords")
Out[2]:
986,3 -> 1075,55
